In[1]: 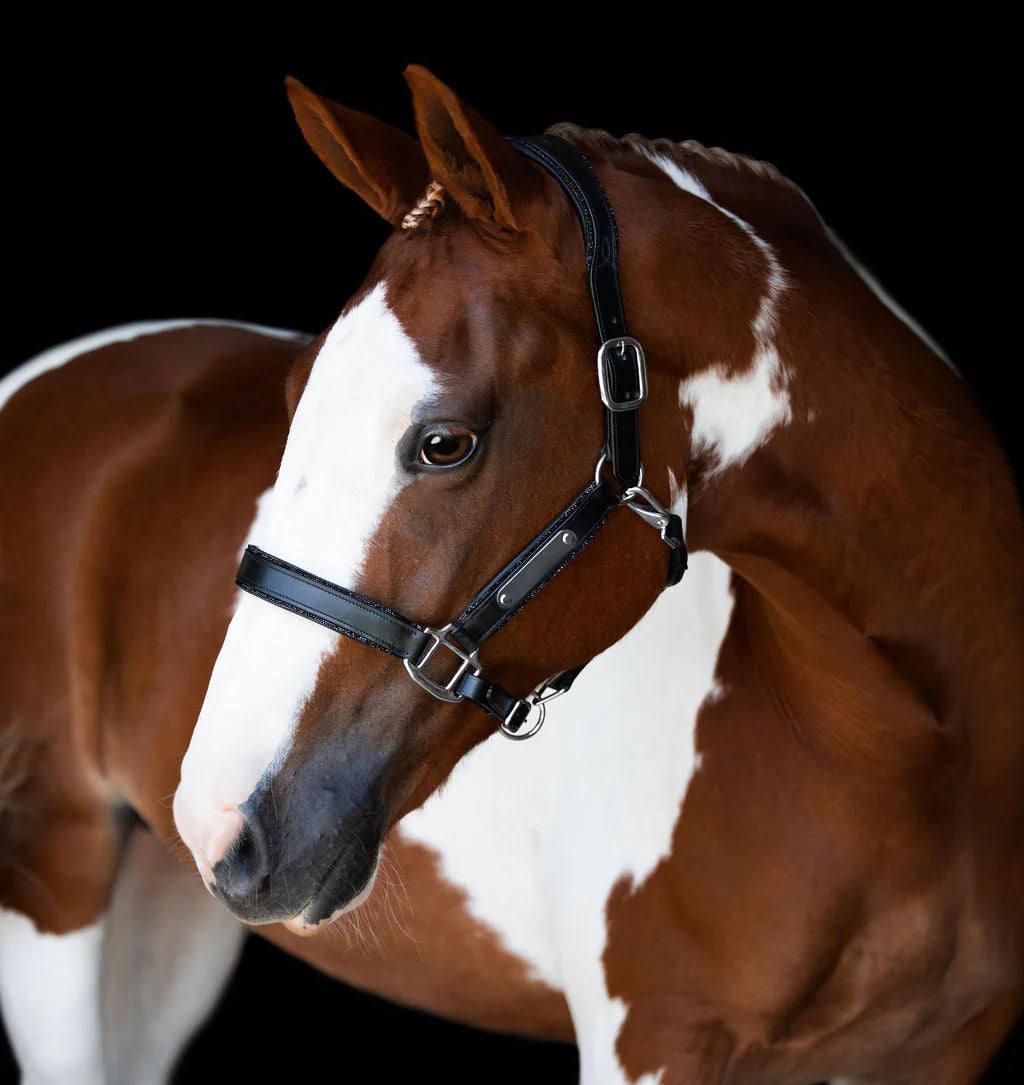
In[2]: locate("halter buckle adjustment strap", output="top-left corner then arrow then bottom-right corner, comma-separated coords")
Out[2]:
508,134 -> 644,486
597,336 -> 647,412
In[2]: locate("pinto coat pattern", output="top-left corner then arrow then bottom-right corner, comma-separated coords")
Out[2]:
1,67 -> 1022,1084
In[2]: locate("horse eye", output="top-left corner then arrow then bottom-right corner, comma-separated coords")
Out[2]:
417,426 -> 479,468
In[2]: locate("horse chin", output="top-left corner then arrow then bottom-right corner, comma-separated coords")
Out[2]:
281,853 -> 381,937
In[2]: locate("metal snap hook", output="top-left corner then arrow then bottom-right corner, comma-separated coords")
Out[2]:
622,484 -> 679,544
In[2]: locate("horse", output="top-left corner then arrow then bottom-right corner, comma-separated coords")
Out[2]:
1,63 -> 1021,1084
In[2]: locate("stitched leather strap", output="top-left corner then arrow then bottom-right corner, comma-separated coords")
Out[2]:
450,481 -> 619,650
237,546 -> 430,659
237,490 -> 614,722
508,134 -> 643,486
237,546 -> 525,720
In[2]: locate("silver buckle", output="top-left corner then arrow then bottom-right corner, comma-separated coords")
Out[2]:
403,624 -> 481,703
597,337 -> 647,412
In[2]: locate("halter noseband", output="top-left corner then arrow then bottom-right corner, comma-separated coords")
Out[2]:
235,135 -> 687,739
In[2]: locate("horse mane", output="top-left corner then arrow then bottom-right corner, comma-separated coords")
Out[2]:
545,123 -> 834,255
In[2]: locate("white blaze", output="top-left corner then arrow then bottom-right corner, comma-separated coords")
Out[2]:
174,284 -> 439,870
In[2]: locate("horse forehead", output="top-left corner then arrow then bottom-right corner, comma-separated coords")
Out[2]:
303,281 -> 440,429
260,282 -> 441,579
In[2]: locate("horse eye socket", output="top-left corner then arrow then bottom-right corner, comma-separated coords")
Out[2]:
417,427 -> 479,468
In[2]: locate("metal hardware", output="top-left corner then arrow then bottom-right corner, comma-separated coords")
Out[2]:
499,675 -> 571,740
622,485 -> 677,544
494,529 -> 579,610
594,451 -> 643,492
500,699 -> 546,740
403,624 -> 481,702
597,336 -> 648,412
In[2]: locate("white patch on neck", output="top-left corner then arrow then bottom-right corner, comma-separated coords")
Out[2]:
641,150 -> 793,474
399,551 -> 734,1083
175,284 -> 439,868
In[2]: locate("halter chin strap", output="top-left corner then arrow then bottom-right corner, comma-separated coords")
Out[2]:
235,134 -> 687,739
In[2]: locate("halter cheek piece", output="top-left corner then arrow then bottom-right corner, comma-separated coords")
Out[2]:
236,135 -> 687,740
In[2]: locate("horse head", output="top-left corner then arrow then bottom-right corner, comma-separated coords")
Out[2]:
174,65 -> 981,938
173,68 -> 693,930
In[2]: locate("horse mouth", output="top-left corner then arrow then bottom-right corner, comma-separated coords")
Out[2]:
282,850 -> 381,936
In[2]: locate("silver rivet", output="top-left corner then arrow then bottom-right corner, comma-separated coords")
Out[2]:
497,591 -> 510,608
561,531 -> 577,546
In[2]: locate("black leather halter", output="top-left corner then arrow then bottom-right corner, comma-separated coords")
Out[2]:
236,135 -> 687,739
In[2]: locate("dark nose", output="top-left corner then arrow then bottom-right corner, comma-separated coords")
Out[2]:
209,741 -> 390,924
210,810 -> 286,922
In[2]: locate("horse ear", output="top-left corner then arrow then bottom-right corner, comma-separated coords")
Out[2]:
403,65 -> 543,234
285,76 -> 430,226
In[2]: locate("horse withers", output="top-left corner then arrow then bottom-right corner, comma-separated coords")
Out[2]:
1,66 -> 1022,1084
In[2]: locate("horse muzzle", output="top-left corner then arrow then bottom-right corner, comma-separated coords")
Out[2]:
207,758 -> 388,928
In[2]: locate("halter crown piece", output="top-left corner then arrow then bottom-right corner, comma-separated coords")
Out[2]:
236,135 -> 687,740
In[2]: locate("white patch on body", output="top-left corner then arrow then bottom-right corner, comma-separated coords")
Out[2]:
0,318 -> 302,415
174,283 -> 439,874
639,151 -> 793,475
400,549 -> 735,1083
0,907 -> 106,1084
101,826 -> 246,1082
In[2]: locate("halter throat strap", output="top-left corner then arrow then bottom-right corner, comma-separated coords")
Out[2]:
233,135 -> 686,738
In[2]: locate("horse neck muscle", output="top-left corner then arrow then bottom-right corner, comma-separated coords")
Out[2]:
610,154 -> 1024,774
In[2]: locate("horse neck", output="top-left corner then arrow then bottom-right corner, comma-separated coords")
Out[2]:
619,166 -> 1024,768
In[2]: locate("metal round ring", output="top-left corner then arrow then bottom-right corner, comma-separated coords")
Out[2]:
594,452 -> 643,492
500,700 -> 546,741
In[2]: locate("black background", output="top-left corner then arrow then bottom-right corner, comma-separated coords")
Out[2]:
3,16 -> 1021,1084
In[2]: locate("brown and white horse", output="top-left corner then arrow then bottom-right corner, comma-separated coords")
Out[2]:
1,65 -> 1022,1083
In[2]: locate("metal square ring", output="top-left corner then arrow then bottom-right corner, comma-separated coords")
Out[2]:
404,624 -> 481,704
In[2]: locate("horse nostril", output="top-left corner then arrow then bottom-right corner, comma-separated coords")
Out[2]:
212,813 -> 273,908
230,820 -> 254,864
